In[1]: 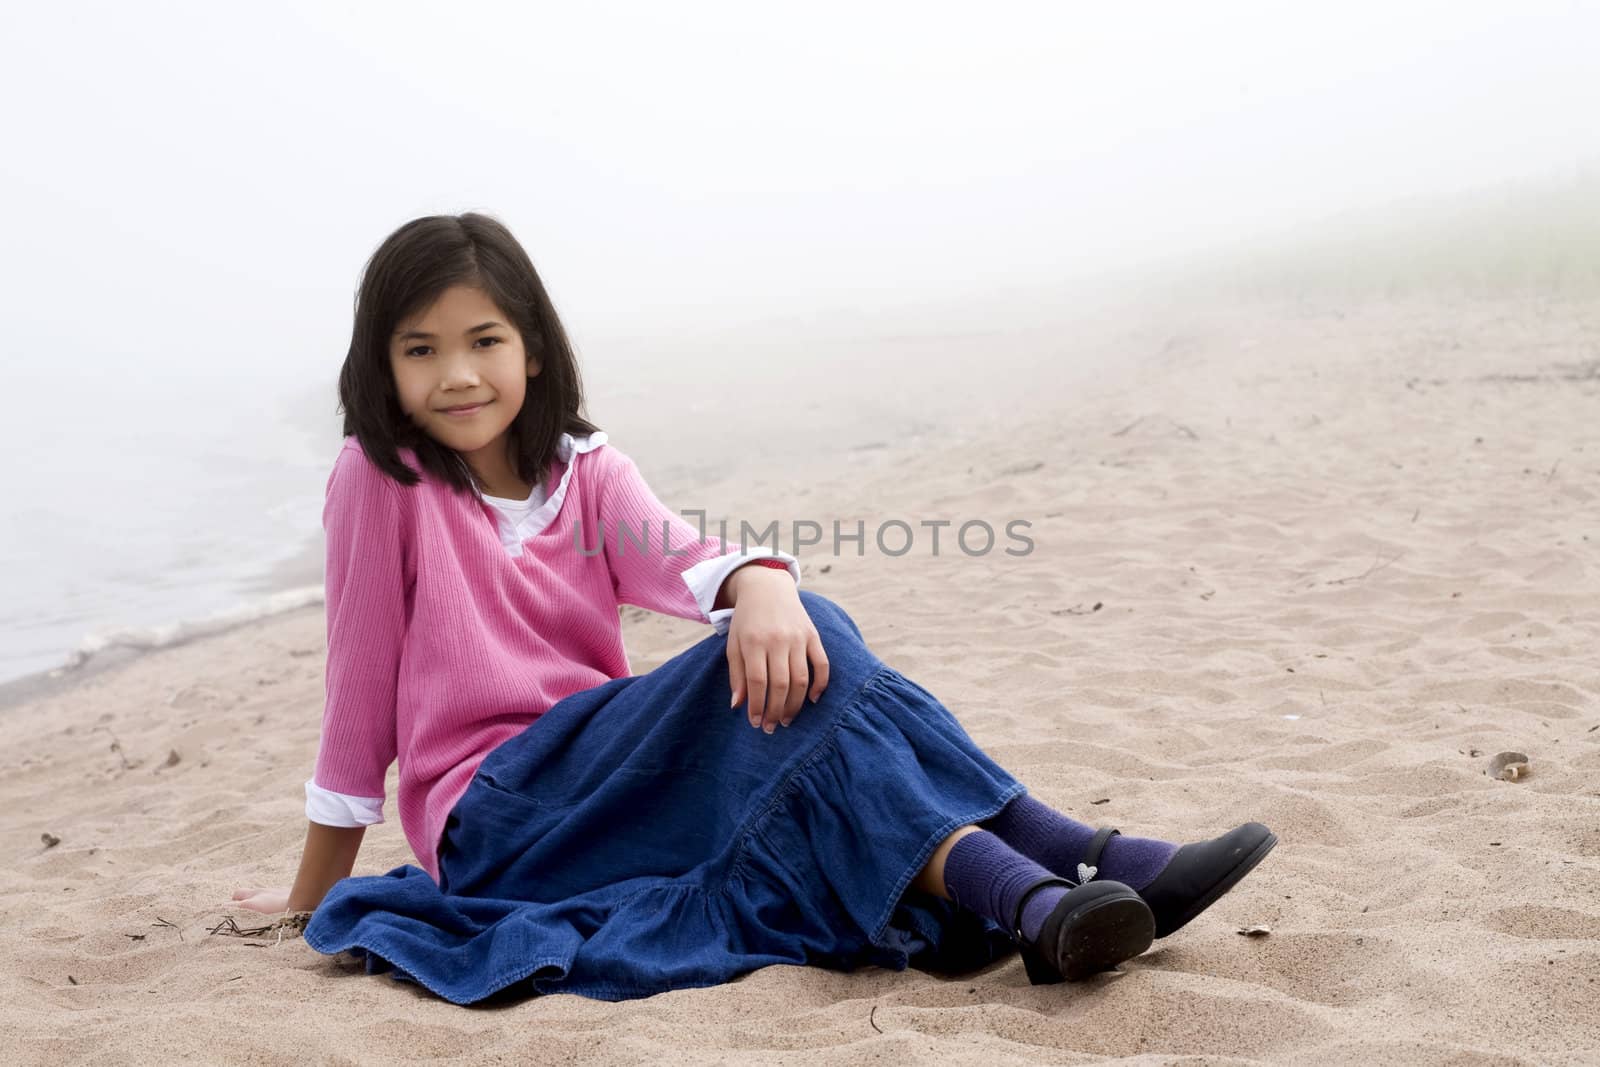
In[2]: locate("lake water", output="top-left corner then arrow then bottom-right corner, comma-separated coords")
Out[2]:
0,370 -> 343,688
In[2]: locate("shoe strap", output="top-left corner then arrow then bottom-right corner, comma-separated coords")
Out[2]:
1083,826 -> 1121,871
1009,875 -> 1078,944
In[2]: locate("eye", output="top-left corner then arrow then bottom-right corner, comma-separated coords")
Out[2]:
402,338 -> 500,357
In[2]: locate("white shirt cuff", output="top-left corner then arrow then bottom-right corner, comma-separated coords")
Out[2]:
305,778 -> 386,827
680,546 -> 802,635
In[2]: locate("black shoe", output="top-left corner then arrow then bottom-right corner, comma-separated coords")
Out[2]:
1010,876 -> 1156,985
1079,822 -> 1279,939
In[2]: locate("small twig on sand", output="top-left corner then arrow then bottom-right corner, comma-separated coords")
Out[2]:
152,917 -> 184,942
1411,507 -> 1420,524
107,734 -> 134,771
869,1005 -> 883,1034
1111,415 -> 1199,441
1545,460 -> 1561,482
274,907 -> 304,946
209,912 -> 311,941
1324,553 -> 1403,586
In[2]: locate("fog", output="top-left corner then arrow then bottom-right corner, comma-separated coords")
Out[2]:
1,1 -> 1597,684
3,1 -> 1596,385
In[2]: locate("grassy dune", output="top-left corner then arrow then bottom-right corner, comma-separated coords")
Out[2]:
1158,163 -> 1600,302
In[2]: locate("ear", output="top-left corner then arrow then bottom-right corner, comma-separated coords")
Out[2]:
526,353 -> 542,378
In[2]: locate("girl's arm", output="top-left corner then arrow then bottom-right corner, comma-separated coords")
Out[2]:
312,445 -> 405,797
232,822 -> 367,914
288,823 -> 367,909
232,444 -> 405,914
593,447 -> 823,726
596,448 -> 800,631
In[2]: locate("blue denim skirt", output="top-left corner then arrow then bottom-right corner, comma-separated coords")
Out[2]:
303,589 -> 1026,1003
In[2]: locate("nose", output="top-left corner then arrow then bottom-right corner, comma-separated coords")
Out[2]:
438,348 -> 481,390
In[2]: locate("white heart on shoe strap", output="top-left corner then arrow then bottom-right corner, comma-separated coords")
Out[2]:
1077,862 -> 1098,884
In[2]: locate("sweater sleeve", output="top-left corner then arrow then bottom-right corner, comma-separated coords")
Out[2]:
595,449 -> 799,634
307,444 -> 407,826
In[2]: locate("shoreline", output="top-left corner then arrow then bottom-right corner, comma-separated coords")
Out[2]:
0,585 -> 327,715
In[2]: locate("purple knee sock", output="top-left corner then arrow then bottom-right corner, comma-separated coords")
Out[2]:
940,830 -> 1070,944
979,792 -> 1179,891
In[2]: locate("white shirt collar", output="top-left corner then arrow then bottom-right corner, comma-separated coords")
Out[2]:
487,431 -> 609,556
556,430 -> 608,463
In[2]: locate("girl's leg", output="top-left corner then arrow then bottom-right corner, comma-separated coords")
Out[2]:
910,824 -> 979,900
793,588 -> 1270,946
908,825 -> 1088,945
980,794 -> 1178,891
979,793 -> 1278,940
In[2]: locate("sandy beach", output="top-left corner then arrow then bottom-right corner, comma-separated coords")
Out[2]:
4,294 -> 1597,1065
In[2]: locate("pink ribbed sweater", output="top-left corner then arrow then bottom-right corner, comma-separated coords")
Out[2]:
310,434 -> 790,880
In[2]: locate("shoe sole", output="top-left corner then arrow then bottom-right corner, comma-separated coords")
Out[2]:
1160,828 -> 1279,938
1054,890 -> 1157,981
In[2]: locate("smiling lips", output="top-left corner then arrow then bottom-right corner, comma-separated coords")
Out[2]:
439,402 -> 488,416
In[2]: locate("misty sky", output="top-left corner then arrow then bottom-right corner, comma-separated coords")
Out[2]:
1,0 -> 1597,398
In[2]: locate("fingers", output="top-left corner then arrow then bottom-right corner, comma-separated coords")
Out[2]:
774,646 -> 803,731
238,892 -> 293,914
227,888 -> 277,912
733,624 -> 830,733
753,649 -> 784,731
745,658 -> 766,728
727,643 -> 745,712
780,641 -> 807,725
806,626 -> 830,706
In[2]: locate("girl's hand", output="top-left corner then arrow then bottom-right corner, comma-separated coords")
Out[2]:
229,886 -> 292,914
726,568 -> 829,732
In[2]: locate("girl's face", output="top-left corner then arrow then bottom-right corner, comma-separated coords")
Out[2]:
389,285 -> 541,479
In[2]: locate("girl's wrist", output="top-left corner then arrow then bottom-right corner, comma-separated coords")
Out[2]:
718,557 -> 794,610
734,558 -> 793,588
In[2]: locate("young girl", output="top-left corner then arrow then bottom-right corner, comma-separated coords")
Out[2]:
229,213 -> 1278,1004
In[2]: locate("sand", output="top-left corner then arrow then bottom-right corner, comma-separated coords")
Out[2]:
3,296 -> 1597,1065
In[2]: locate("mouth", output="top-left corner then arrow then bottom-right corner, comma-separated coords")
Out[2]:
438,402 -> 489,416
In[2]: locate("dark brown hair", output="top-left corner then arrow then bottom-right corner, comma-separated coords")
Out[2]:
337,212 -> 601,494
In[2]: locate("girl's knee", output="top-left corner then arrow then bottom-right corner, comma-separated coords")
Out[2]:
797,588 -> 864,641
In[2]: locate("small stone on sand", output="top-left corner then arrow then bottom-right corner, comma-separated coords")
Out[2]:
1486,751 -> 1530,781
